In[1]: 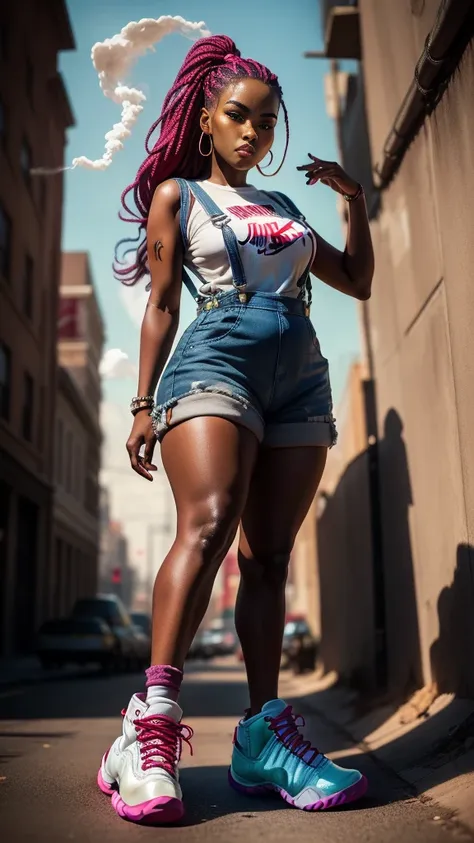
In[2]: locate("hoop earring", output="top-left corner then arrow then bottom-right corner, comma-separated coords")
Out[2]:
257,148 -> 286,177
199,132 -> 213,157
257,150 -> 274,172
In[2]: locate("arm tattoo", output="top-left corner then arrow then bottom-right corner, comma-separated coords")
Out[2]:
153,240 -> 164,262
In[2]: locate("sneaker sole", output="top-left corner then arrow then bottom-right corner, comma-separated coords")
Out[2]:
97,768 -> 184,825
228,767 -> 368,810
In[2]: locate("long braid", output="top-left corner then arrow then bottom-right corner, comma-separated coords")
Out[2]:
115,35 -> 289,285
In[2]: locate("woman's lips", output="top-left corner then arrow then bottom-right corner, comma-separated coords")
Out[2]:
236,147 -> 254,158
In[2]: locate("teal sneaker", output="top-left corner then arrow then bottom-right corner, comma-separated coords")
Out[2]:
229,699 -> 368,810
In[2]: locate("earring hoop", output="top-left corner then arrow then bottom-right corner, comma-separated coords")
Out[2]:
199,132 -> 213,157
257,150 -> 274,172
257,148 -> 285,177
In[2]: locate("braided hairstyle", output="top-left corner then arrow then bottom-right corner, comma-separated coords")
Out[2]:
115,35 -> 289,285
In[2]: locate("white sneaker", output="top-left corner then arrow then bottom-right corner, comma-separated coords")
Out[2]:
97,692 -> 193,825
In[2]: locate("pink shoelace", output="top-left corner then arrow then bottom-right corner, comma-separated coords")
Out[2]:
133,714 -> 194,776
265,705 -> 320,765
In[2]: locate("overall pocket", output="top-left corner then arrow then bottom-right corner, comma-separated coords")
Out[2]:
188,306 -> 244,348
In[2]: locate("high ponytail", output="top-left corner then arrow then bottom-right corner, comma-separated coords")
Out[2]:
115,35 -> 288,286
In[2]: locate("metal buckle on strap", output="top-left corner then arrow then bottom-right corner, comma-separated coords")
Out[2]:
203,297 -> 220,311
210,213 -> 231,229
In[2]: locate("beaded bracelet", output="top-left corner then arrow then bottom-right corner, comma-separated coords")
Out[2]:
130,395 -> 154,415
343,183 -> 364,202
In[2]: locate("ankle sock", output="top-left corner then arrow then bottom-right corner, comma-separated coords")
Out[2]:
145,664 -> 183,703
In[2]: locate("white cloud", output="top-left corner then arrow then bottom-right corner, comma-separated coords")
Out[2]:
100,348 -> 137,379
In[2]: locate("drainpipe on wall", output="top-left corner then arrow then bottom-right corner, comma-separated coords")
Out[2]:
374,0 -> 474,188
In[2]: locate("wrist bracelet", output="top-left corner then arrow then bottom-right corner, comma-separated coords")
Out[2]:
130,395 -> 154,415
343,183 -> 364,202
131,394 -> 154,405
131,404 -> 153,417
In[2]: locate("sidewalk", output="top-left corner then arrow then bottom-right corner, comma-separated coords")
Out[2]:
284,668 -> 474,835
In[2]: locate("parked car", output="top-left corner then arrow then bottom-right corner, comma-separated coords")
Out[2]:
188,626 -> 238,660
282,617 -> 319,674
71,594 -> 146,670
211,627 -> 238,656
130,611 -> 152,638
188,629 -> 219,660
36,616 -> 118,671
130,612 -> 152,666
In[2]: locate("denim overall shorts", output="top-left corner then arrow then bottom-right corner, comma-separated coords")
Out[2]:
151,180 -> 337,449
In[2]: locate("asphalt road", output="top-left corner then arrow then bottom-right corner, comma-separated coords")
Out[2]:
0,661 -> 471,843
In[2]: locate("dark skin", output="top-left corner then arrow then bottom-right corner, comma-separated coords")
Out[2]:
126,78 -> 374,714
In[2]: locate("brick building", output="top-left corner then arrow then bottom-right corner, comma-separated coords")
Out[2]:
51,251 -> 105,617
0,1 -> 75,654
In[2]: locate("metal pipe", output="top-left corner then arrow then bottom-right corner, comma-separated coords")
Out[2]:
374,0 -> 474,188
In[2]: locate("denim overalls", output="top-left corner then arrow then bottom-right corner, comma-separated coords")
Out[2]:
151,180 -> 337,448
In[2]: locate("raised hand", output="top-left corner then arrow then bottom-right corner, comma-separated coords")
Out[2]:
297,154 -> 360,198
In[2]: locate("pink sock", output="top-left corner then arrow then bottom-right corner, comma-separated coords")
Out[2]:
145,664 -> 183,703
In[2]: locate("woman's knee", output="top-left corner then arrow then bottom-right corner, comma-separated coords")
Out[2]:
238,547 -> 291,587
178,495 -> 239,566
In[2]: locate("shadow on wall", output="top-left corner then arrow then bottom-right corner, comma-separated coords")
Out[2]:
316,447 -> 376,691
431,543 -> 474,698
316,407 -> 422,697
378,409 -> 422,696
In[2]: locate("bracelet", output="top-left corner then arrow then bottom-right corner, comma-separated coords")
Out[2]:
343,183 -> 364,202
130,395 -> 154,415
131,404 -> 153,417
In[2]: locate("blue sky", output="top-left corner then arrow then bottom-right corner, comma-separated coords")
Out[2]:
59,0 -> 360,407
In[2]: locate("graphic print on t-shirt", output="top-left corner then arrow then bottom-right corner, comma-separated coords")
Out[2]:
227,203 -> 307,257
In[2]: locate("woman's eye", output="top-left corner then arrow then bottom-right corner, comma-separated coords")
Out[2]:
227,111 -> 244,122
260,123 -> 273,131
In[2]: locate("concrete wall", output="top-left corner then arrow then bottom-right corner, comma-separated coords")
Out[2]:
358,2 -> 474,697
311,363 -> 376,689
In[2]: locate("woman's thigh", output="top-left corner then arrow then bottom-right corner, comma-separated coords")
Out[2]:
161,416 -> 259,536
239,446 -> 327,558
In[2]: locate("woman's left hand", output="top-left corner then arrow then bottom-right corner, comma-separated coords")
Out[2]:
297,154 -> 360,197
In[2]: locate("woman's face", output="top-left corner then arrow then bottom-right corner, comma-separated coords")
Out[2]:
201,78 -> 280,172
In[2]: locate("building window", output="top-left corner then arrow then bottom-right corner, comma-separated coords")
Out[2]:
23,255 -> 34,319
20,138 -> 32,189
22,372 -> 34,441
0,342 -> 12,420
26,57 -> 34,107
0,202 -> 12,281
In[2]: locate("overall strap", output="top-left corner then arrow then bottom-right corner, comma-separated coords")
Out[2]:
265,190 -> 314,309
187,181 -> 247,291
171,178 -> 202,302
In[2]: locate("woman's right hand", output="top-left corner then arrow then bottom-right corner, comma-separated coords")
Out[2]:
126,410 -> 158,481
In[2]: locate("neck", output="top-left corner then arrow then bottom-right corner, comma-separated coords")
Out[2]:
207,154 -> 250,188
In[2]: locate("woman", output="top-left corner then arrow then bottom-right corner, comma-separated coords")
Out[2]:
98,34 -> 374,825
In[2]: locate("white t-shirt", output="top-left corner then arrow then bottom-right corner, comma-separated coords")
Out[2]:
184,180 -> 316,298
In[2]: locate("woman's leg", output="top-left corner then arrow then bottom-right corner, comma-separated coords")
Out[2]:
152,416 -> 259,668
235,445 -> 327,716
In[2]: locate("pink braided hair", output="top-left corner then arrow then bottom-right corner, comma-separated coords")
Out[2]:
114,35 -> 289,285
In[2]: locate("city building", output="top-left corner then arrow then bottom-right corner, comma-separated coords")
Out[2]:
99,488 -> 136,610
52,251 -> 105,615
0,1 -> 75,654
304,0 -> 474,698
